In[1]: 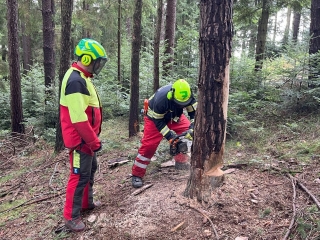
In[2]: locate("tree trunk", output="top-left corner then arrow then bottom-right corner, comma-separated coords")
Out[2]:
129,0 -> 142,137
272,11 -> 277,44
309,0 -> 320,55
82,1 -> 90,38
163,0 -> 176,76
1,44 -> 7,61
153,0 -> 163,93
254,0 -> 270,71
42,0 -> 55,88
7,0 -> 25,134
21,0 -> 33,76
118,0 -> 121,83
292,6 -> 301,43
309,0 -> 320,85
282,7 -> 291,47
42,0 -> 56,128
184,0 -> 232,203
248,26 -> 257,58
55,0 -> 73,153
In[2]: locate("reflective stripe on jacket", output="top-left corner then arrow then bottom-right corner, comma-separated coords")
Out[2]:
147,84 -> 197,140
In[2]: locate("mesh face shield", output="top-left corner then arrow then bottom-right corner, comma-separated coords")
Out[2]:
173,97 -> 192,108
93,58 -> 108,75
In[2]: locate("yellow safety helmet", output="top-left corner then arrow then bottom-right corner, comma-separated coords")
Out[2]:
167,79 -> 192,107
74,38 -> 108,74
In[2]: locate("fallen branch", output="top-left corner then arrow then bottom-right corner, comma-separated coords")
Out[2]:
131,184 -> 153,196
0,191 -> 65,214
296,179 -> 320,209
187,204 -> 219,240
282,174 -> 297,240
171,221 -> 185,232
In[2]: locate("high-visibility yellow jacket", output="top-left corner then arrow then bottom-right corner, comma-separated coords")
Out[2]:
60,63 -> 102,153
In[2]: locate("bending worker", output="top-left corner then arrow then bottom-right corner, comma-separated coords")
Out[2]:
132,79 -> 197,188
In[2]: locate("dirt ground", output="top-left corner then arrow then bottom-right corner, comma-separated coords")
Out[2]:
1,139 -> 320,240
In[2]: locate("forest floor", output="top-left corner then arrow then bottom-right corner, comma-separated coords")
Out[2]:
1,118 -> 320,240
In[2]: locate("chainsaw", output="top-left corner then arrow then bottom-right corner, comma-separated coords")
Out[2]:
169,132 -> 190,156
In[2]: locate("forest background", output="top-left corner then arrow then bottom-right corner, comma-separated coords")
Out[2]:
1,0 -> 320,239
0,0 -> 319,142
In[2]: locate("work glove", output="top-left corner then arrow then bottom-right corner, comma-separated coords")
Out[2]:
185,129 -> 194,140
93,141 -> 102,152
168,130 -> 177,144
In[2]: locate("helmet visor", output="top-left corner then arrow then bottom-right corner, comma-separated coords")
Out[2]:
173,97 -> 192,108
93,58 -> 108,75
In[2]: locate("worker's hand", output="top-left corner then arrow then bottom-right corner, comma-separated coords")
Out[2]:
185,129 -> 193,140
168,130 -> 177,144
93,141 -> 102,152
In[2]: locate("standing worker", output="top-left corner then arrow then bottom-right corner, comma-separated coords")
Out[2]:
132,79 -> 197,188
60,38 -> 108,232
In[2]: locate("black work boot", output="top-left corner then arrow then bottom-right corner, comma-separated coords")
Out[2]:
88,200 -> 102,210
132,176 -> 143,188
64,218 -> 85,232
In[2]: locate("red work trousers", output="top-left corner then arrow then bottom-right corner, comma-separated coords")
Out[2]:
132,114 -> 190,178
63,148 -> 97,220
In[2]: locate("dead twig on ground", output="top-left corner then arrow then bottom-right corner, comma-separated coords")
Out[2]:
295,178 -> 320,209
187,204 -> 219,240
131,184 -> 153,196
0,191 -> 65,214
282,174 -> 297,240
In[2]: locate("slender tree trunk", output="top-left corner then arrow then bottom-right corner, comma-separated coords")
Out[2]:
55,0 -> 73,152
272,11 -> 277,44
20,0 -> 33,75
160,2 -> 167,42
184,0 -> 232,203
254,0 -> 270,71
129,0 -> 142,137
309,0 -> 320,54
282,7 -> 291,47
292,6 -> 301,43
82,1 -> 90,38
1,44 -> 7,61
309,0 -> 320,84
42,0 -> 56,128
248,26 -> 257,58
7,0 -> 25,134
118,0 -> 121,83
42,0 -> 55,88
163,0 -> 176,76
153,0 -> 163,93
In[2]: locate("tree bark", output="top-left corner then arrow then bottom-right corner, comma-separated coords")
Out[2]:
254,0 -> 270,71
184,0 -> 232,203
129,0 -> 142,137
282,7 -> 291,47
292,7 -> 301,43
153,0 -> 163,93
42,0 -> 55,88
55,0 -> 73,153
309,0 -> 320,55
163,0 -> 177,76
272,11 -> 277,44
308,0 -> 320,85
7,0 -> 25,134
118,0 -> 121,83
42,0 -> 56,128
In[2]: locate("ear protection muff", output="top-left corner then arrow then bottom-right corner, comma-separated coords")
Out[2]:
81,54 -> 92,66
167,88 -> 175,100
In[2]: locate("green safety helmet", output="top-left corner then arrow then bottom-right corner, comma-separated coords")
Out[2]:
168,79 -> 192,107
75,38 -> 108,74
